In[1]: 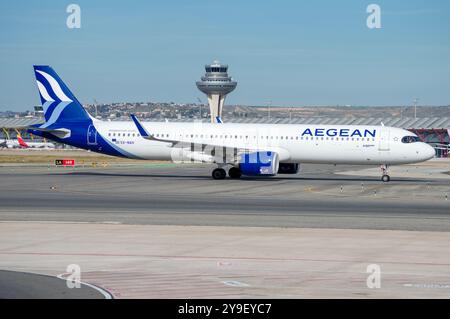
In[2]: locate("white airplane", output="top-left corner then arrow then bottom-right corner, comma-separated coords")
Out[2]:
0,139 -> 22,149
17,136 -> 55,149
26,66 -> 435,182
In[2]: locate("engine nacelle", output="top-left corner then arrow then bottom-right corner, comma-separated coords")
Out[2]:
278,163 -> 300,174
239,151 -> 279,176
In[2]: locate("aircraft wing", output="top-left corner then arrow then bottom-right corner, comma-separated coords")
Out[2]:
130,114 -> 291,162
131,114 -> 255,150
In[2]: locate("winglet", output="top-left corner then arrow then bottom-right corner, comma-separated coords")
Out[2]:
215,116 -> 223,124
130,114 -> 151,138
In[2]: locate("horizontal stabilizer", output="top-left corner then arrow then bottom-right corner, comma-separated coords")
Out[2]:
26,126 -> 71,139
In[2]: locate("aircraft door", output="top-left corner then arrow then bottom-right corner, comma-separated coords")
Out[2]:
87,124 -> 98,145
378,126 -> 390,151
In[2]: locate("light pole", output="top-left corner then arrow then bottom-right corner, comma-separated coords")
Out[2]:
414,98 -> 419,120
197,97 -> 203,119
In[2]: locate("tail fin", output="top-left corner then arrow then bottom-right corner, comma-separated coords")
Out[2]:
17,136 -> 29,148
215,116 -> 224,124
33,65 -> 90,124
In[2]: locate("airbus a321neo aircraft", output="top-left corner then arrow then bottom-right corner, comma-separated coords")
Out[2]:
25,66 -> 435,181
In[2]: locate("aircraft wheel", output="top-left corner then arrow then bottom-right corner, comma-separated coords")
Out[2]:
212,168 -> 227,180
228,167 -> 242,179
381,174 -> 390,182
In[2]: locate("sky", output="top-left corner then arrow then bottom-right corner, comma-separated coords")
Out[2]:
1,0 -> 449,111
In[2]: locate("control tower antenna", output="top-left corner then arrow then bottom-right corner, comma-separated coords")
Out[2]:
196,60 -> 237,123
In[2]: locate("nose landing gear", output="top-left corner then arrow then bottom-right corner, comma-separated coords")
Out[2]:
381,164 -> 390,182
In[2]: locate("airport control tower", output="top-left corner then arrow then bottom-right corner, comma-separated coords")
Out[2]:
196,61 -> 237,122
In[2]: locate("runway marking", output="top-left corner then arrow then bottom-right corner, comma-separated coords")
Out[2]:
3,180 -> 447,204
302,183 -> 449,202
57,272 -> 114,299
2,251 -> 450,267
403,283 -> 450,289
1,168 -> 447,203
1,210 -> 450,221
40,175 -> 437,202
222,280 -> 249,287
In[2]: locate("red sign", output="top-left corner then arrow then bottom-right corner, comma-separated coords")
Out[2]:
55,159 -> 75,166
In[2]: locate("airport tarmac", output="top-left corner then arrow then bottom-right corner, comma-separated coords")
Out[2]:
0,162 -> 449,230
0,160 -> 449,298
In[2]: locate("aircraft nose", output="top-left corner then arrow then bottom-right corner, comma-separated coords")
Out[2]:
421,143 -> 435,160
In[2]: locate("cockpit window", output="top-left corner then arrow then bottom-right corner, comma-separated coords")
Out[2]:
401,136 -> 420,143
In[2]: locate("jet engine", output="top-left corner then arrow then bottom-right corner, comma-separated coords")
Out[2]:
239,151 -> 279,176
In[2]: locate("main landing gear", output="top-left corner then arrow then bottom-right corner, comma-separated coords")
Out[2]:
381,164 -> 390,182
211,167 -> 242,180
212,168 -> 227,180
228,167 -> 242,179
